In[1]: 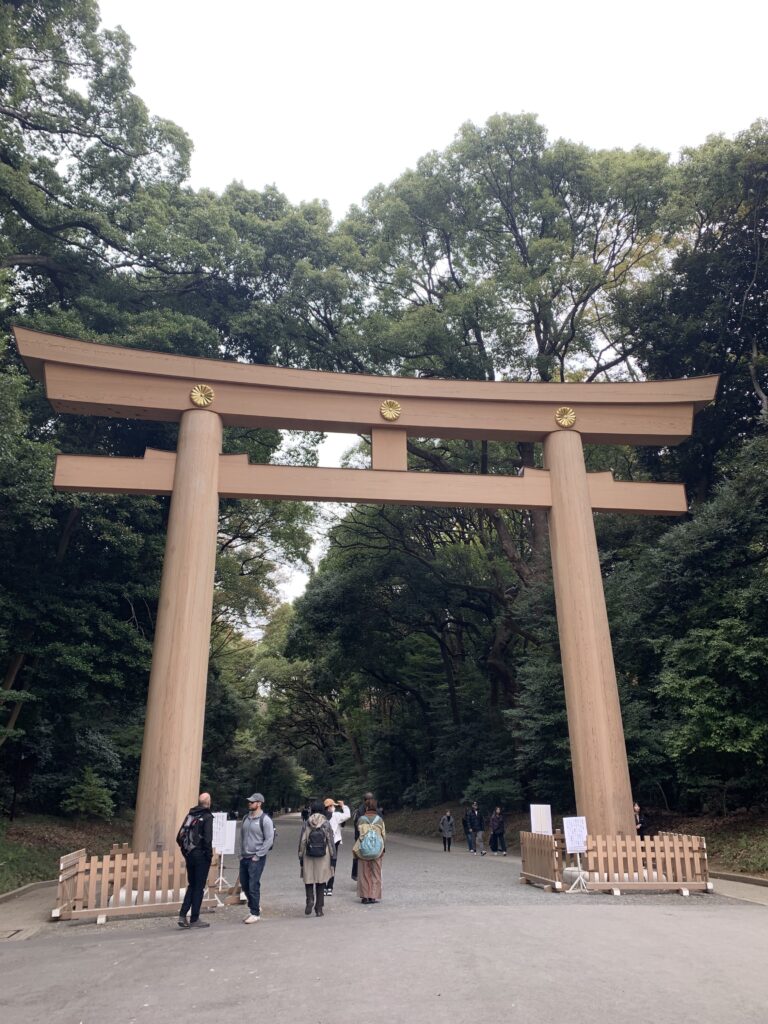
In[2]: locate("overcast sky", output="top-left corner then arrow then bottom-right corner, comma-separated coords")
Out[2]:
97,0 -> 767,600
99,0 -> 766,220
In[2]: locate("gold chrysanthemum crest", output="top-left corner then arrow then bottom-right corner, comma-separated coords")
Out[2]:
554,406 -> 576,428
379,399 -> 402,422
190,383 -> 215,408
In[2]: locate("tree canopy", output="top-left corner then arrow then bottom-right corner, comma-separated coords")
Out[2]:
1,0 -> 767,820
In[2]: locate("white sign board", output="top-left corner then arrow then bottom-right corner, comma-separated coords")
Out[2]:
530,804 -> 553,835
562,816 -> 588,854
212,812 -> 228,852
219,820 -> 237,855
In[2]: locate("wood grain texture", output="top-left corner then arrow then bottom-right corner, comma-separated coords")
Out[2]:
15,327 -> 718,444
131,410 -> 222,854
54,453 -> 688,515
544,429 -> 636,836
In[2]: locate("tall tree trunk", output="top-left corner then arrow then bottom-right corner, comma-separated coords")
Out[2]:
438,636 -> 462,726
518,442 -> 547,566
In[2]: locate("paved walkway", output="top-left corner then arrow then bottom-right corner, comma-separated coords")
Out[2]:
2,815 -> 767,1022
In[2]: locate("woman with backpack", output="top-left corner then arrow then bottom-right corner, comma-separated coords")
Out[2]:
298,799 -> 336,917
353,794 -> 386,905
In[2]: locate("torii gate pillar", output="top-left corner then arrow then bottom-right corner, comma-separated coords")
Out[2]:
545,429 -> 635,836
132,409 -> 222,853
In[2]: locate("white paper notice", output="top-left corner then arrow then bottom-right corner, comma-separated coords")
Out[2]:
530,804 -> 553,835
562,816 -> 588,854
221,820 -> 237,855
212,811 -> 228,852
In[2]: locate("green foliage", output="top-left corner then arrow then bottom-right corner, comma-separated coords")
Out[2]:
709,831 -> 768,874
461,769 -> 523,809
0,821 -> 59,894
256,118 -> 768,819
3,0 -> 768,833
60,767 -> 114,820
608,435 -> 768,808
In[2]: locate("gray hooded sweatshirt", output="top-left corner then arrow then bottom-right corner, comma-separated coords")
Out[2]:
241,811 -> 274,858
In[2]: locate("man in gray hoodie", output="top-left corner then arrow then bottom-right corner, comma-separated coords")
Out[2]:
239,792 -> 274,923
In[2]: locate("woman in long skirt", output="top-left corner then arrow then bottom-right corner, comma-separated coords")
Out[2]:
298,799 -> 336,917
354,795 -> 386,904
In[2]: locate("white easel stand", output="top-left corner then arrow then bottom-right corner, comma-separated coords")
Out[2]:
214,852 -> 232,892
567,851 -> 590,893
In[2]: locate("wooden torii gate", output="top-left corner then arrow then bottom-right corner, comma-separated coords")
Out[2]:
14,327 -> 718,852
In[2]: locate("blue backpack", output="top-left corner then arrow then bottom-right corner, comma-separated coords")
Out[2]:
357,815 -> 384,860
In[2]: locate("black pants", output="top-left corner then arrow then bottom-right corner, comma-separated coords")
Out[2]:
490,832 -> 507,853
305,882 -> 325,911
180,851 -> 210,922
326,841 -> 341,890
442,836 -> 452,851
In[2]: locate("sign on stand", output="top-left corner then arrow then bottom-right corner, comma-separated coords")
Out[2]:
212,812 -> 228,852
562,816 -> 590,893
562,816 -> 588,854
212,813 -> 237,892
530,804 -> 553,835
218,821 -> 237,856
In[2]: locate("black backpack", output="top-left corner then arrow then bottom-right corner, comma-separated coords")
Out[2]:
305,822 -> 327,858
176,812 -> 204,855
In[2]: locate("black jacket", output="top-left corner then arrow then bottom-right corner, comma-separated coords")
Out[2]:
468,809 -> 484,831
489,812 -> 505,835
181,804 -> 214,859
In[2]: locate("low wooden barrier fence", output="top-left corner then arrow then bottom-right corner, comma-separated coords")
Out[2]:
52,844 -> 220,923
520,830 -> 712,894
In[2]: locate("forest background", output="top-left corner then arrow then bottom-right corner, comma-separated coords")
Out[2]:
1,1 -> 768,881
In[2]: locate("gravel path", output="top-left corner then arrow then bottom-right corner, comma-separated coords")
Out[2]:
2,815 -> 766,1024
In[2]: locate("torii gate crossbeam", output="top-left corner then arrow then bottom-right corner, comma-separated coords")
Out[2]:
14,327 -> 718,851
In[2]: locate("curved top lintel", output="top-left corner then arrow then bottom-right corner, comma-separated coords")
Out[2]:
13,327 -> 719,408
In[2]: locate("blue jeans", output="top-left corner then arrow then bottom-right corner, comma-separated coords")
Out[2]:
465,831 -> 473,851
239,855 -> 267,916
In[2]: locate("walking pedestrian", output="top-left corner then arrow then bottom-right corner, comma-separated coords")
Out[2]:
439,809 -> 455,852
299,800 -> 336,917
351,791 -> 379,881
489,806 -> 507,855
354,795 -> 386,904
176,791 -> 214,929
462,804 -> 474,852
323,798 -> 351,895
239,792 -> 274,923
468,801 -> 486,855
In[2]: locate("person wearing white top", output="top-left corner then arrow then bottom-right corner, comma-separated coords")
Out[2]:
323,798 -> 351,895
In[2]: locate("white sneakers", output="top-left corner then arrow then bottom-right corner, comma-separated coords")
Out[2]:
243,914 -> 261,924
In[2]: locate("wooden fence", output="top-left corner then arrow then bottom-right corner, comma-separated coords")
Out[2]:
520,830 -> 713,894
52,844 -> 220,923
518,831 -> 566,891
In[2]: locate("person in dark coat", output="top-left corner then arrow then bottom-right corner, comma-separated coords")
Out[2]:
634,802 -> 649,839
462,804 -> 473,851
489,806 -> 507,855
468,801 -> 486,856
176,791 -> 214,929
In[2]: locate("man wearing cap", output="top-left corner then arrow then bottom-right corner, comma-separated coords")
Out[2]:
240,792 -> 274,923
323,798 -> 351,896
